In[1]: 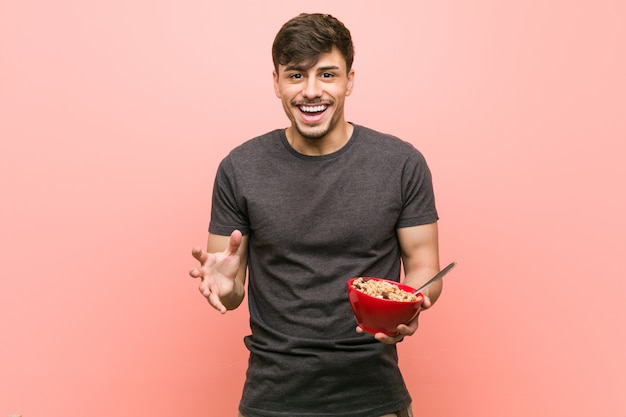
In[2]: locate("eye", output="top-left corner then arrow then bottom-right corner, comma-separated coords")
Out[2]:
289,73 -> 303,80
321,72 -> 334,79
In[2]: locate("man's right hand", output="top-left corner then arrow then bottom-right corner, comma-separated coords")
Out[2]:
189,230 -> 243,313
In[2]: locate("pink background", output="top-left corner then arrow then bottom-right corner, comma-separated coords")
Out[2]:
2,1 -> 625,416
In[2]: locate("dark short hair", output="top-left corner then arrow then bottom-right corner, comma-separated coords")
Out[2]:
272,13 -> 354,74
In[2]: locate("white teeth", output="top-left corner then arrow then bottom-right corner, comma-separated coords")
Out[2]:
300,105 -> 327,113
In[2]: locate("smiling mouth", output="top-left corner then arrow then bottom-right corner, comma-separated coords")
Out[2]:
298,104 -> 329,115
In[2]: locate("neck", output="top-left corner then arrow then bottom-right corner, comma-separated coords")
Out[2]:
286,122 -> 354,156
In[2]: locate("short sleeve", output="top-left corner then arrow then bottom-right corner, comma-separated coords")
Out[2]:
208,156 -> 251,236
396,148 -> 439,228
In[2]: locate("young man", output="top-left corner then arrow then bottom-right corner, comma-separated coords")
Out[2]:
189,13 -> 441,417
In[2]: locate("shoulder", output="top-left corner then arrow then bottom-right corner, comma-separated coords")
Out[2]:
229,129 -> 284,156
352,124 -> 426,161
218,129 -> 286,168
216,129 -> 287,179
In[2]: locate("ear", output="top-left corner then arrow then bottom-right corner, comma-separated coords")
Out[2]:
273,70 -> 281,98
345,68 -> 355,96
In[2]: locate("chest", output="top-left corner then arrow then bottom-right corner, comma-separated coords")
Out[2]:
239,159 -> 404,254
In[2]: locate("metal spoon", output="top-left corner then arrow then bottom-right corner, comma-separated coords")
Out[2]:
413,261 -> 457,295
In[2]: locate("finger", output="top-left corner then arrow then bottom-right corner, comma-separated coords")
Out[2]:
191,246 -> 208,263
206,290 -> 227,314
396,323 -> 417,337
198,280 -> 228,313
225,230 -> 243,255
374,332 -> 402,345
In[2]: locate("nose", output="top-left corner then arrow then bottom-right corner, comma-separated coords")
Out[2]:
302,77 -> 322,99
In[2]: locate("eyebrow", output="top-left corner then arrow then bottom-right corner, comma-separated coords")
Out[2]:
284,64 -> 341,72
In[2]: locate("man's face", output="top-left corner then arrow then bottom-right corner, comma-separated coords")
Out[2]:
273,47 -> 355,140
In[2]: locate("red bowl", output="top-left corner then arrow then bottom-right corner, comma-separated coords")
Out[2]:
347,277 -> 424,336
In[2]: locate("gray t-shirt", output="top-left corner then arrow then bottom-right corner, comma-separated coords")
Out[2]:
209,124 -> 438,417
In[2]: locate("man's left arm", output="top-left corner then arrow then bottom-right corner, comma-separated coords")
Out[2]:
398,222 -> 441,306
365,222 -> 441,344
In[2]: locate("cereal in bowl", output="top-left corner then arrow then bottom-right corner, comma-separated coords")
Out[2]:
351,278 -> 418,302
